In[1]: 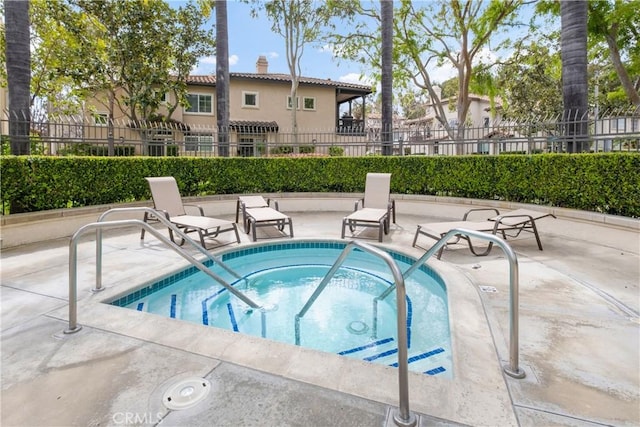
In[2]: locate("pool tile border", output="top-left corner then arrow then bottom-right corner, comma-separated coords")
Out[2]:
109,240 -> 445,308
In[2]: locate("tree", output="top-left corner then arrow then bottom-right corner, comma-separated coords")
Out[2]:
37,0 -> 214,154
328,0 -> 526,153
396,0 -> 525,152
560,0 -> 589,153
258,0 -> 332,140
496,38 -> 563,119
588,0 -> 639,107
216,0 -> 230,157
380,0 -> 393,155
398,89 -> 427,120
4,0 -> 31,155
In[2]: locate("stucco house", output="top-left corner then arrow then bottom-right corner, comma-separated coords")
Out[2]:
84,56 -> 372,156
402,94 -> 501,154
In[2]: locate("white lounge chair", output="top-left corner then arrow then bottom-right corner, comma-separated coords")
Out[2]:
238,195 -> 294,242
141,176 -> 240,248
412,208 -> 556,258
341,173 -> 396,242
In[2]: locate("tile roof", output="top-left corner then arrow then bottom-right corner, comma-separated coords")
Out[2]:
185,73 -> 372,92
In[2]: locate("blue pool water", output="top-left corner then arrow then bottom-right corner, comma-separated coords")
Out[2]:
110,241 -> 452,377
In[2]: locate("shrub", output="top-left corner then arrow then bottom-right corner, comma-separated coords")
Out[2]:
329,146 -> 344,156
1,154 -> 638,217
299,145 -> 316,154
271,145 -> 294,156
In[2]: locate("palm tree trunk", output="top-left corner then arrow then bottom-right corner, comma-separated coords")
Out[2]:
381,0 -> 393,156
4,0 -> 31,156
560,0 -> 589,153
216,0 -> 230,157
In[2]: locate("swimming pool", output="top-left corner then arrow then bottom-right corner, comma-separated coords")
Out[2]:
110,240 -> 452,376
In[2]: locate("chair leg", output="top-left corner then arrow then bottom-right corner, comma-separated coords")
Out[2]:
251,219 -> 258,242
235,199 -> 241,223
198,229 -> 207,248
141,212 -> 149,241
530,221 -> 544,250
412,227 -> 421,247
378,219 -> 384,242
467,237 -> 494,256
391,199 -> 396,224
232,223 -> 241,243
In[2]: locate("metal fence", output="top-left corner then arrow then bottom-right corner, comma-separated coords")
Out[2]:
1,109 -> 639,157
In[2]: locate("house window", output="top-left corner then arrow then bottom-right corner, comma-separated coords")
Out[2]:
631,118 -> 638,132
303,97 -> 316,111
94,113 -> 109,126
153,90 -> 168,104
185,133 -> 214,152
614,118 -> 626,132
287,96 -> 300,110
242,91 -> 259,108
483,117 -> 490,128
185,93 -> 213,114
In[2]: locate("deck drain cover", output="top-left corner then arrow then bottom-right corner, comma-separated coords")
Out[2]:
479,285 -> 498,293
162,377 -> 211,410
347,320 -> 369,335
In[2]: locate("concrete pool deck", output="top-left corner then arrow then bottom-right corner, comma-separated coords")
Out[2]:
1,194 -> 639,426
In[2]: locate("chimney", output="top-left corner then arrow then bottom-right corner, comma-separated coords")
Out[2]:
256,55 -> 269,74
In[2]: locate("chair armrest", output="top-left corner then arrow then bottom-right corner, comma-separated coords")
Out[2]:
184,204 -> 205,216
462,208 -> 500,221
354,198 -> 364,211
156,209 -> 171,220
492,213 -> 535,226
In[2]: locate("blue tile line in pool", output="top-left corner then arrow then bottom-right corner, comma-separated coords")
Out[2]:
227,303 -> 239,332
338,337 -> 446,376
170,295 -> 177,318
109,241 -> 445,308
338,337 -> 395,355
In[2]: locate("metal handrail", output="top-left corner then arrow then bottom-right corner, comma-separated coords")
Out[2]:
294,240 -> 417,427
94,207 -> 244,292
64,219 -> 261,334
377,228 -> 525,379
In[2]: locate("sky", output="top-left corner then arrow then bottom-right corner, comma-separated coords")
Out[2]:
189,1 -> 380,86
184,1 -> 544,90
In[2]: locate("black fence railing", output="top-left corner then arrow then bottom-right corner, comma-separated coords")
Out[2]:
1,111 -> 638,157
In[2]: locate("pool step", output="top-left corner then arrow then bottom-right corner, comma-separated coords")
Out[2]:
338,338 -> 447,376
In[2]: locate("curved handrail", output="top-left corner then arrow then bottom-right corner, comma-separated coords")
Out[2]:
378,228 -> 525,379
64,219 -> 261,335
294,240 -> 416,427
94,207 -> 244,292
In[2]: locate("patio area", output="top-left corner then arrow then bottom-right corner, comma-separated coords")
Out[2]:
1,194 -> 639,426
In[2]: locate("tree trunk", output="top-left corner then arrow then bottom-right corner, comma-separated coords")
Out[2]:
216,0 -> 230,157
605,31 -> 640,107
5,0 -> 32,156
560,0 -> 589,153
381,0 -> 393,156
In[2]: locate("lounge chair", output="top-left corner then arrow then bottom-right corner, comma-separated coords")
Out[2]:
235,195 -> 270,231
238,195 -> 294,242
141,177 -> 240,248
341,173 -> 396,242
412,208 -> 556,258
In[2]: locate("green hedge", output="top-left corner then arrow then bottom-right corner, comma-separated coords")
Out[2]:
1,153 -> 639,217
